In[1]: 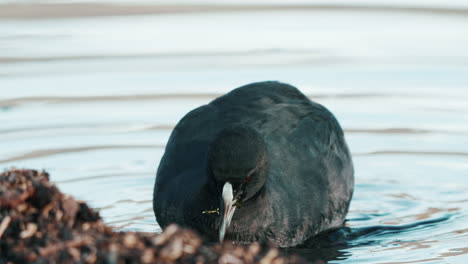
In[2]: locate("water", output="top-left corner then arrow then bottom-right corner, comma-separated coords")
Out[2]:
1,1 -> 468,263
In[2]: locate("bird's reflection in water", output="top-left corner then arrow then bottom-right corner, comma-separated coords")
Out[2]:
282,228 -> 352,263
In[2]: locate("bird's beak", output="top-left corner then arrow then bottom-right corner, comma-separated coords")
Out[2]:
219,182 -> 237,242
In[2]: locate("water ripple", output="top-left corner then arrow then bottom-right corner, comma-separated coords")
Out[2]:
0,94 -> 218,108
2,3 -> 468,20
56,172 -> 152,184
0,145 -> 163,164
358,150 -> 468,157
1,92 -> 464,108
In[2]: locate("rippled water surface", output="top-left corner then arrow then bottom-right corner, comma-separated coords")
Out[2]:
1,1 -> 468,263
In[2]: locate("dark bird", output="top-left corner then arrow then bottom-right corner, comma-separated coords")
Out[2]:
153,81 -> 354,247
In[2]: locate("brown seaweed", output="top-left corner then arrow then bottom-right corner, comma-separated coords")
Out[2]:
0,169 -> 303,264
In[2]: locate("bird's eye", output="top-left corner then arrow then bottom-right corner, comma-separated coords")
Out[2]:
244,168 -> 256,183
244,175 -> 252,183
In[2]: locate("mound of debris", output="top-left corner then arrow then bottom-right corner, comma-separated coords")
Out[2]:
0,169 -> 303,264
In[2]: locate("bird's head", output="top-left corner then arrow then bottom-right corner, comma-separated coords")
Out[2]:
207,125 -> 268,242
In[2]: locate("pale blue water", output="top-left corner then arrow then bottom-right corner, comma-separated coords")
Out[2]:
1,2 -> 467,263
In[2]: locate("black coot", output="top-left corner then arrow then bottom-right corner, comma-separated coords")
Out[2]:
153,81 -> 354,247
